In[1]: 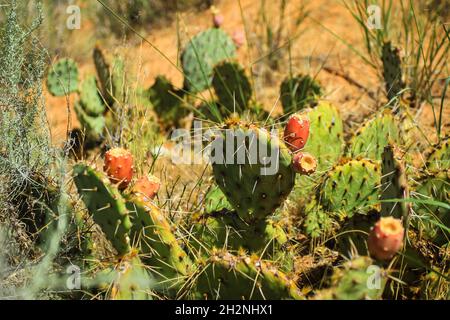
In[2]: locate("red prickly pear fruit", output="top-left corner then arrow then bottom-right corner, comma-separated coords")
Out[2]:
131,175 -> 161,201
104,148 -> 134,189
368,217 -> 404,261
213,14 -> 224,28
232,30 -> 245,48
292,152 -> 317,175
283,113 -> 310,152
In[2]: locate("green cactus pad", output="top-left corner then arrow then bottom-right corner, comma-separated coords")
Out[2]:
126,197 -> 193,292
211,120 -> 296,223
303,101 -> 344,171
212,61 -> 252,114
313,256 -> 385,300
79,75 -> 106,116
412,171 -> 450,246
204,185 -> 233,214
46,58 -> 79,96
303,198 -> 336,238
93,46 -> 126,105
349,110 -> 400,161
110,255 -> 153,300
149,75 -> 187,128
191,212 -> 287,255
193,249 -> 303,300
319,159 -> 381,217
380,145 -> 410,221
182,28 -> 236,93
280,74 -> 322,115
424,136 -> 449,171
382,41 -> 404,101
74,101 -> 105,139
73,164 -> 132,255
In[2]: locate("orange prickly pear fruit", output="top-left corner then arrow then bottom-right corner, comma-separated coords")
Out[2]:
292,152 -> 317,175
131,174 -> 161,201
368,217 -> 404,261
284,113 -> 310,152
104,148 -> 134,189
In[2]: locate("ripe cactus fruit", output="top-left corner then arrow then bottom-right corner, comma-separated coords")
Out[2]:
368,217 -> 404,261
46,58 -> 79,96
131,174 -> 160,201
292,152 -> 317,175
349,110 -> 400,161
280,74 -> 322,114
104,148 -> 134,189
381,41 -> 404,101
212,61 -> 252,114
73,164 -> 132,255
284,113 -> 310,152
211,119 -> 296,223
181,28 -> 236,93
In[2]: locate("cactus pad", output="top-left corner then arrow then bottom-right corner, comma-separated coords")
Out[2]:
313,256 -> 385,300
74,101 -> 105,139
46,58 -> 79,96
193,249 -> 302,299
382,41 -> 404,100
212,61 -> 252,114
424,136 -> 449,171
349,110 -> 400,161
182,28 -> 236,93
73,164 -> 132,255
380,145 -> 410,221
319,159 -> 381,217
211,120 -> 296,223
280,74 -> 322,115
79,75 -> 106,116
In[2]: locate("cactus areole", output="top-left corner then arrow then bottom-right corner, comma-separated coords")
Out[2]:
104,148 -> 134,189
368,217 -> 404,261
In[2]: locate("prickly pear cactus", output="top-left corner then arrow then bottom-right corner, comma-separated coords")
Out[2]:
380,145 -> 410,222
211,119 -> 296,223
193,249 -> 303,300
191,212 -> 287,255
313,256 -> 386,300
73,164 -> 132,255
412,170 -> 450,246
212,61 -> 252,114
74,101 -> 105,139
302,101 -> 344,171
381,41 -> 404,101
280,74 -> 322,115
126,197 -> 193,292
79,75 -> 106,116
204,184 -> 233,214
424,136 -> 449,171
46,58 -> 79,96
93,46 -> 126,106
149,75 -> 187,128
109,254 -> 153,300
182,28 -> 236,93
319,159 -> 381,217
303,198 -> 336,238
349,110 -> 400,161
